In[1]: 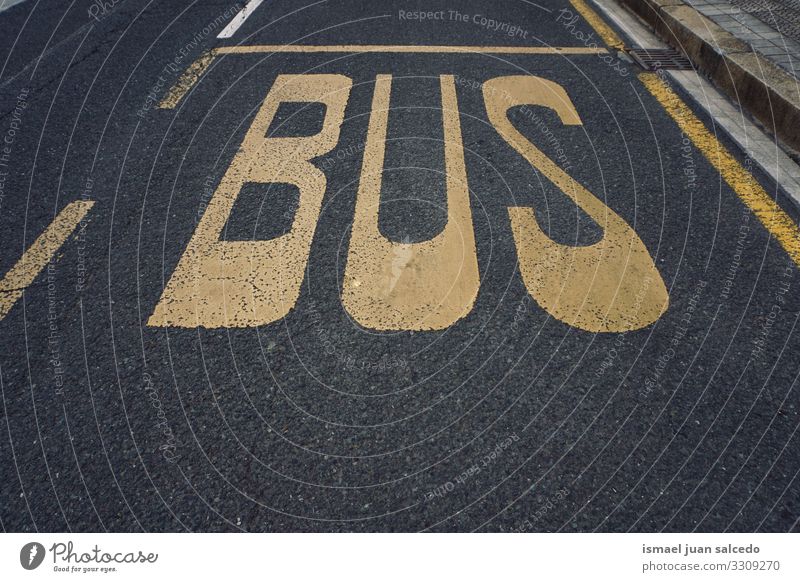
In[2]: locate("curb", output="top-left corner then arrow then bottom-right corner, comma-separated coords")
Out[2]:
614,0 -> 800,154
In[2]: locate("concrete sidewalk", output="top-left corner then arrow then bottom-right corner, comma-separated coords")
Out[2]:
689,0 -> 800,74
616,0 -> 800,154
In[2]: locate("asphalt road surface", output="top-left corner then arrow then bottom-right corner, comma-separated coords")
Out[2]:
1,0 -> 799,533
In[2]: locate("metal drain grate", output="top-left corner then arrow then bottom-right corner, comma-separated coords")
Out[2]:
627,48 -> 694,70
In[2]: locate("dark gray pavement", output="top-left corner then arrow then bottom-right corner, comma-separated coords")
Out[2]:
0,0 -> 799,532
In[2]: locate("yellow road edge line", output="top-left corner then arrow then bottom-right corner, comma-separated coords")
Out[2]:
214,44 -> 609,54
0,200 -> 95,321
640,72 -> 800,266
158,50 -> 217,109
568,0 -> 626,50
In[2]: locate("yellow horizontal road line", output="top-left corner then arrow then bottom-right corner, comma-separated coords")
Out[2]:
0,201 -> 94,321
157,44 -> 607,109
214,44 -> 608,54
640,73 -> 800,266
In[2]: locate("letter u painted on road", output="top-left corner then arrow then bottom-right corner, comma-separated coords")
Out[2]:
148,74 -> 352,327
342,75 -> 480,330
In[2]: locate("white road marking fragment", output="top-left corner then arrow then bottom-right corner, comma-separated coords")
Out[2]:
0,201 -> 94,321
0,0 -> 29,14
217,0 -> 264,39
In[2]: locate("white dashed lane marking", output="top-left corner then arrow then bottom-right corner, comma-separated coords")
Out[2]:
217,0 -> 265,39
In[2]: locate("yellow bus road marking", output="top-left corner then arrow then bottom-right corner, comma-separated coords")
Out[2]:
151,72 -> 670,332
567,0 -> 626,50
640,72 -> 800,267
157,45 -> 608,110
0,201 -> 94,321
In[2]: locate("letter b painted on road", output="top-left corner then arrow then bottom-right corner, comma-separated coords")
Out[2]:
148,74 -> 352,328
